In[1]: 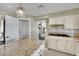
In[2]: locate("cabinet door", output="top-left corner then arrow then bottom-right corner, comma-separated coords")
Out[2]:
64,15 -> 74,29
47,36 -> 57,50
66,39 -> 75,54
75,40 -> 79,56
57,38 -> 66,52
64,15 -> 79,29
73,15 -> 79,29
49,17 -> 55,25
55,17 -> 64,24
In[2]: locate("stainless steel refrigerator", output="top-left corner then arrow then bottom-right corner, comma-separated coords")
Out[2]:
0,15 -> 19,44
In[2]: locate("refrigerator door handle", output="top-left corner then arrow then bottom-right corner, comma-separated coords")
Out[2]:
5,36 -> 10,38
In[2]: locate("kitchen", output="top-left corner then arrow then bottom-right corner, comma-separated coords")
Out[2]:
0,3 -> 79,56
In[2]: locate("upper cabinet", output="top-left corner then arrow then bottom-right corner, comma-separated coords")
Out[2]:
49,17 -> 56,25
55,17 -> 64,24
64,14 -> 79,29
49,14 -> 79,29
49,16 -> 64,25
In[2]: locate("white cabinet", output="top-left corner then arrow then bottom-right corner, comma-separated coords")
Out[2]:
47,36 -> 57,50
49,14 -> 79,29
75,40 -> 79,56
49,16 -> 64,25
57,38 -> 66,52
55,17 -> 64,24
46,36 -> 76,55
49,17 -> 56,25
64,14 -> 79,29
46,36 -> 66,52
66,39 -> 75,54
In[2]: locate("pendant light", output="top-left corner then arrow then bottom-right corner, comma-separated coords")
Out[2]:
16,3 -> 25,18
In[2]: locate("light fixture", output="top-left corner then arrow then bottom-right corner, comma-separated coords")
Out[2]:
16,3 -> 25,18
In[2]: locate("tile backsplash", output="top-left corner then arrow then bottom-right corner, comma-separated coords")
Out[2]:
49,28 -> 79,37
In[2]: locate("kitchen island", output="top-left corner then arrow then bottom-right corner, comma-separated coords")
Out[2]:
0,39 -> 43,56
45,34 -> 79,56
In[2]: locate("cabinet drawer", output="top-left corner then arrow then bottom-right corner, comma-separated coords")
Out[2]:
66,39 -> 75,54
57,39 -> 66,52
48,38 -> 57,50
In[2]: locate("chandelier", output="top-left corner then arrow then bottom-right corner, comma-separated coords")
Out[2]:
16,3 -> 25,18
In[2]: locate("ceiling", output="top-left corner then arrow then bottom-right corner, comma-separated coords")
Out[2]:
0,3 -> 79,17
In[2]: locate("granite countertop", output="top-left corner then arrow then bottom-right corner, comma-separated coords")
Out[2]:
0,39 -> 41,56
48,33 -> 70,37
48,33 -> 79,42
48,32 -> 79,38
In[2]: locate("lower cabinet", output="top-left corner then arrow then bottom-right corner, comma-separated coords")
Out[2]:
66,39 -> 75,54
75,40 -> 79,56
47,36 -> 57,50
57,38 -> 66,52
46,36 -> 76,55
